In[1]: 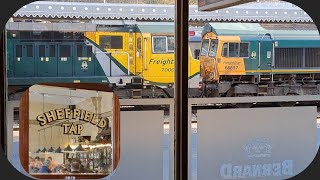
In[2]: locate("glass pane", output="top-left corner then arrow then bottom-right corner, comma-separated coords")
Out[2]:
200,39 -> 209,56
137,37 -> 142,51
39,45 -> 45,57
16,45 -> 22,57
49,45 -> 55,58
229,43 -> 240,57
60,45 -> 70,57
167,36 -> 175,52
222,43 -> 228,57
153,37 -> 167,53
208,40 -> 218,57
240,43 -> 249,57
77,45 -> 83,57
99,36 -> 123,49
87,46 -> 92,57
27,45 -> 33,57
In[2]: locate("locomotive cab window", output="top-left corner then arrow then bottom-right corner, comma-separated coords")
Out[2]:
240,43 -> 249,57
27,45 -> 33,58
208,40 -> 218,57
87,46 -> 93,57
49,45 -> 55,58
152,36 -> 175,53
39,45 -> 45,57
137,37 -> 142,52
16,45 -> 22,57
229,43 -> 239,57
60,45 -> 71,57
222,42 -> 249,58
99,35 -> 123,50
200,39 -> 209,56
167,36 -> 175,52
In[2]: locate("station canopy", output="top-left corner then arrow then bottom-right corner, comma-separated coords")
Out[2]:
12,1 -> 313,23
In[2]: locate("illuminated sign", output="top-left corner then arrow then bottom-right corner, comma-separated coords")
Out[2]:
198,0 -> 255,11
36,108 -> 108,135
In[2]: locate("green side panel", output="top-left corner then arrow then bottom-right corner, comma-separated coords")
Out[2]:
269,30 -> 320,38
244,41 -> 259,71
259,40 -> 273,71
8,77 -> 109,86
13,43 -> 35,77
275,39 -> 320,48
94,55 -> 106,76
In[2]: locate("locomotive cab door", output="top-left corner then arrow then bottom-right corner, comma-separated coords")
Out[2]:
14,44 -> 35,77
36,43 -> 58,77
259,34 -> 273,71
58,44 -> 73,77
135,34 -> 143,75
74,43 -> 95,77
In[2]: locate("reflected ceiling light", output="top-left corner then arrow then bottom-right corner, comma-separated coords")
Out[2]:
40,147 -> 47,153
74,144 -> 86,152
47,147 -> 54,152
63,144 -> 73,152
55,147 -> 62,153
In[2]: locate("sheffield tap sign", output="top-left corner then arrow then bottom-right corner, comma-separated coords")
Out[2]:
19,83 -> 120,179
36,108 -> 108,135
198,0 -> 255,11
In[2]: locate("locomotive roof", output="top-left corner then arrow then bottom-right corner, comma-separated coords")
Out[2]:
202,23 -> 320,40
136,24 -> 174,34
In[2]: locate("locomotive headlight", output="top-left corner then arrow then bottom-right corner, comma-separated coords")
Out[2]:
209,72 -> 215,79
12,33 -> 16,38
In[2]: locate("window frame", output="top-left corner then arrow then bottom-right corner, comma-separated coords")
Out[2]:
16,45 -> 22,58
99,35 -> 124,50
49,45 -> 56,58
167,36 -> 175,53
152,35 -> 175,54
137,37 -> 142,52
59,45 -> 71,57
200,39 -> 210,56
239,42 -> 250,58
208,39 -> 218,57
221,42 -> 250,58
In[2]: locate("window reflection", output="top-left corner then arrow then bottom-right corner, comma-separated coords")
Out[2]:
200,39 -> 209,56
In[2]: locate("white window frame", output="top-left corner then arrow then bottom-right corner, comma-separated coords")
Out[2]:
152,36 -> 175,54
